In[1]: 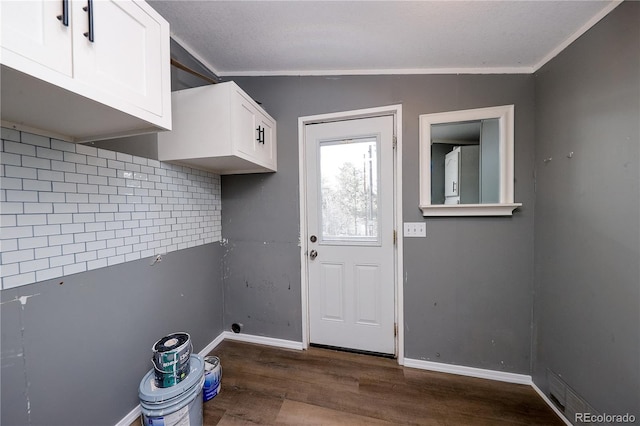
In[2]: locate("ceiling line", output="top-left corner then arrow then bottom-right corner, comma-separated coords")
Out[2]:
218,66 -> 537,77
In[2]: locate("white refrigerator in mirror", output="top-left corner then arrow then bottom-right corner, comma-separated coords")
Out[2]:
444,145 -> 479,205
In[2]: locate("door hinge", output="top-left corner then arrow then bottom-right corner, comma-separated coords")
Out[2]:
394,323 -> 398,337
393,135 -> 397,149
393,230 -> 397,245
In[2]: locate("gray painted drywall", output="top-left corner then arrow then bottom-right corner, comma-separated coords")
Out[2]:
1,243 -> 224,426
533,1 -> 640,418
221,74 -> 536,373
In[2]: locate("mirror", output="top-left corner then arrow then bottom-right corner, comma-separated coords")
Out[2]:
419,105 -> 521,216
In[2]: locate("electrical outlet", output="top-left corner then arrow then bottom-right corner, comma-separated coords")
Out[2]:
403,222 -> 426,237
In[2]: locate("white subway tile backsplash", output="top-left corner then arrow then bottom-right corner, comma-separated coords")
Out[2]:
77,164 -> 98,175
75,251 -> 97,262
20,258 -> 49,273
5,165 -> 37,179
49,254 -> 75,267
75,144 -> 97,157
22,156 -> 51,170
54,203 -> 79,214
36,267 -> 63,282
23,179 -> 52,192
21,133 -> 50,148
51,160 -> 76,173
17,215 -> 47,226
35,246 -> 62,259
61,223 -> 85,234
97,148 -> 116,160
1,128 -> 20,142
3,272 -> 36,289
63,152 -> 87,164
24,203 -> 53,214
63,262 -> 86,275
107,255 -> 124,266
33,224 -> 61,236
51,139 -> 75,152
2,249 -> 35,264
87,156 -> 107,167
48,234 -> 74,246
19,236 -> 49,250
37,170 -> 65,182
1,177 -> 22,190
87,258 -> 107,270
47,214 -> 73,224
1,128 -> 222,289
1,262 -> 20,278
1,153 -> 22,166
64,173 -> 88,184
4,140 -> 36,156
66,193 -> 89,203
37,147 -> 64,161
62,242 -> 85,255
7,190 -> 38,202
2,202 -> 24,214
53,182 -> 77,193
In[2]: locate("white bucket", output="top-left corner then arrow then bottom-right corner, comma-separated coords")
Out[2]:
139,354 -> 205,426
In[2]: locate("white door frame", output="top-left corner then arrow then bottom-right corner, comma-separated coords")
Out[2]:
298,104 -> 404,364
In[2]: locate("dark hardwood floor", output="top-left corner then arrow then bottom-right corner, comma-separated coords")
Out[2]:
198,340 -> 563,425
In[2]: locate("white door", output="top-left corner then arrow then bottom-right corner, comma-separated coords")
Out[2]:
305,115 -> 395,355
1,0 -> 72,76
72,0 -> 163,115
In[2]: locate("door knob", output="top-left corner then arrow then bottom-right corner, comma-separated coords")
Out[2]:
309,250 -> 318,260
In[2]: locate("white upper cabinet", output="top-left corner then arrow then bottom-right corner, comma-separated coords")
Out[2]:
1,1 -> 73,77
0,0 -> 171,142
158,82 -> 277,174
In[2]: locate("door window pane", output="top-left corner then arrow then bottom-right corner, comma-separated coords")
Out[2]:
319,137 -> 379,243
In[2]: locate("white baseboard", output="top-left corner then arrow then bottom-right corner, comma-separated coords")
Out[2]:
221,331 -> 304,350
403,358 -> 533,385
532,383 -> 572,425
199,332 -> 226,356
115,331 -> 302,426
116,404 -> 142,426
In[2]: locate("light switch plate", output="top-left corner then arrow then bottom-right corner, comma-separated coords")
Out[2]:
404,222 -> 426,237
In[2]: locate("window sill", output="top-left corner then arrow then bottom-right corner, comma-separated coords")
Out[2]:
419,203 -> 522,217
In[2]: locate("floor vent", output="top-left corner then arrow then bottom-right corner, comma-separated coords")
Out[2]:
546,368 -> 600,425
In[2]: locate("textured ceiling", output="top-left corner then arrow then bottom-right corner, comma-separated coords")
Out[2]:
148,0 -> 620,76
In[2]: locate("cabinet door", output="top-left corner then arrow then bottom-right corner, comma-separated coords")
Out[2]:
1,0 -> 72,76
255,113 -> 275,167
71,0 -> 163,115
233,91 -> 258,159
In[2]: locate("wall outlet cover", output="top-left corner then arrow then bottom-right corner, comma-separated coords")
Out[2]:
404,222 -> 426,237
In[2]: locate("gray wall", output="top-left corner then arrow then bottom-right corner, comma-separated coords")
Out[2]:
533,1 -> 640,418
1,243 -> 224,426
221,74 -> 536,373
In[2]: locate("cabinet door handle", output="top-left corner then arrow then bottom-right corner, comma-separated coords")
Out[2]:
256,126 -> 265,144
82,0 -> 94,42
56,0 -> 69,27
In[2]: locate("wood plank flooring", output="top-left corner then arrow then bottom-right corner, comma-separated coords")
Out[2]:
135,340 -> 564,425
201,341 -> 563,425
